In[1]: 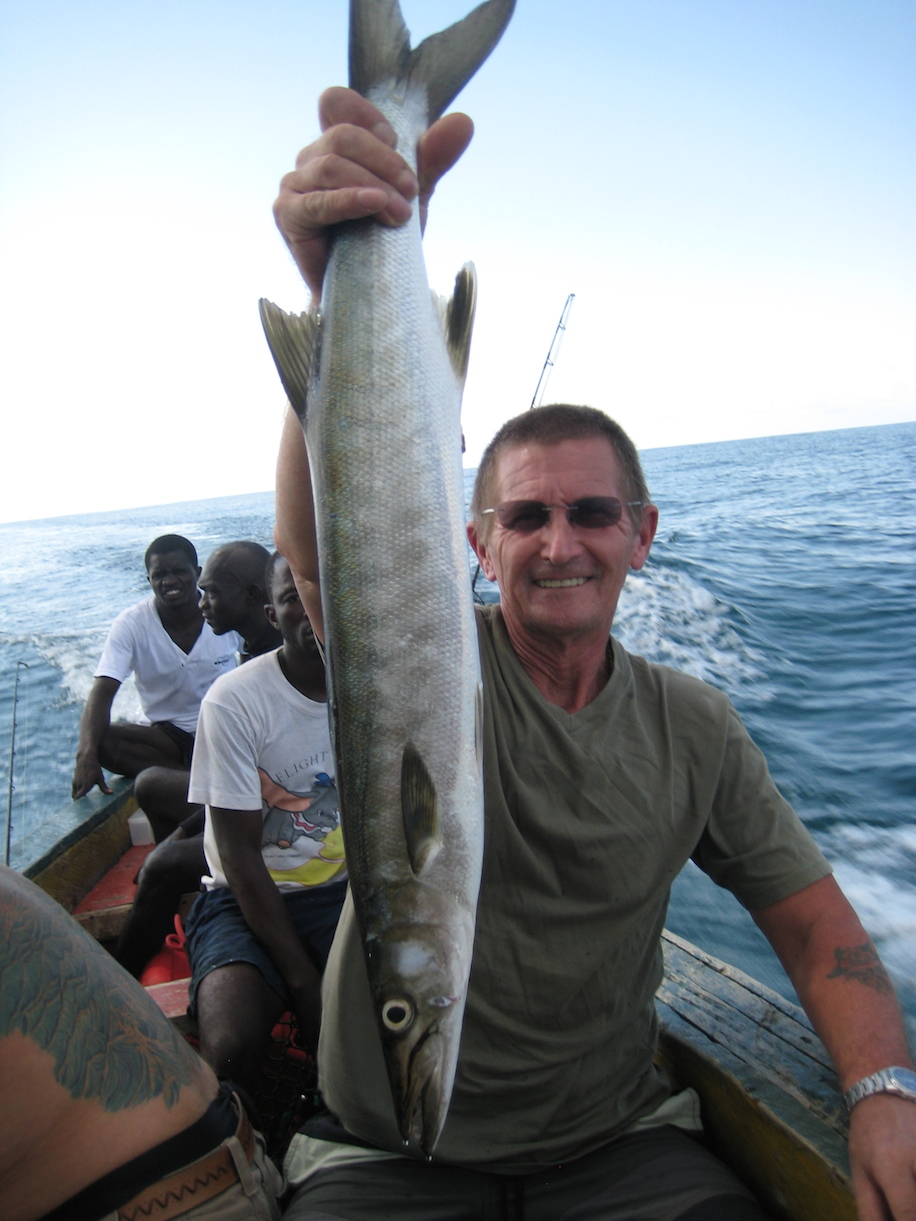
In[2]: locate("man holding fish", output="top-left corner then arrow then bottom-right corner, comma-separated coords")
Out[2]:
267,43 -> 915,1221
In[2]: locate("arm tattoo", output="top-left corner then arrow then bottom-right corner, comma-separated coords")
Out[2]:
1,876 -> 199,1111
826,941 -> 893,995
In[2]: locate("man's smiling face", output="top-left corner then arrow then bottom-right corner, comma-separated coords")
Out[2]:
146,550 -> 201,614
468,437 -> 657,649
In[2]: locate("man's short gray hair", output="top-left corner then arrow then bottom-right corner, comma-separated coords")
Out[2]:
470,405 -> 651,537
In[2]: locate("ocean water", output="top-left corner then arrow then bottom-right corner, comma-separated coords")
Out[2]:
1,421 -> 913,1042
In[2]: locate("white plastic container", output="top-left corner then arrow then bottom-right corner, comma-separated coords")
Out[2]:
128,809 -> 155,846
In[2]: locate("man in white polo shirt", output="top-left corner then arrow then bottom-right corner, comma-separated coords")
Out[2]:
71,534 -> 240,805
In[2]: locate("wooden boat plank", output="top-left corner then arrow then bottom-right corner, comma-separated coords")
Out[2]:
70,842 -> 155,941
660,949 -> 845,1126
72,843 -> 154,912
75,902 -> 134,942
663,931 -> 829,1056
23,780 -> 137,912
659,931 -> 854,1221
146,978 -> 196,1039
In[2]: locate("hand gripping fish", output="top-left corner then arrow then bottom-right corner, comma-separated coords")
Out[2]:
260,0 -> 514,1154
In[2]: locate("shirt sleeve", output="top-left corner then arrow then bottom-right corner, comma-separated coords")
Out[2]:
94,611 -> 137,683
692,701 -> 832,911
188,690 -> 263,812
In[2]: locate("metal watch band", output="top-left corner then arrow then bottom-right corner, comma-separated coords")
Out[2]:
843,1066 -> 916,1111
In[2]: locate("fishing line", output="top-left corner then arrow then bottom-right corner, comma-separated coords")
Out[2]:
4,660 -> 30,866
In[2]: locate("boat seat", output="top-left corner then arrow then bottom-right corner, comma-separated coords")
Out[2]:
72,843 -> 155,941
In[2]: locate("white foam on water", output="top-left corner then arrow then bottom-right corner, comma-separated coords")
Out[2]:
616,566 -> 768,698
17,630 -> 143,721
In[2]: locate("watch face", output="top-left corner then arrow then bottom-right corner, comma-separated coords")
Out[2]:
890,1068 -> 916,1095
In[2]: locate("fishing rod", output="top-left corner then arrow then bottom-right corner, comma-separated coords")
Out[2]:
471,294 -> 576,599
529,293 -> 575,411
5,660 -> 29,866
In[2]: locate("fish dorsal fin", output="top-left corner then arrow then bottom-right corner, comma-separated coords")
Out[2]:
258,299 -> 321,424
350,0 -> 515,125
401,742 -> 440,875
440,263 -> 477,386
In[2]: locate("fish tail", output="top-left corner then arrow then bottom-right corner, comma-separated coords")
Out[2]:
349,0 -> 515,124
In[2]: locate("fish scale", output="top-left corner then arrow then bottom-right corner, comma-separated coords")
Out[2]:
261,0 -> 514,1156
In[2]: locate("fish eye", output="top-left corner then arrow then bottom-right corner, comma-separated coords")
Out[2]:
381,999 -> 415,1032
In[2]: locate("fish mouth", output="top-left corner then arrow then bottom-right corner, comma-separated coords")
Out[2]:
386,1024 -> 450,1156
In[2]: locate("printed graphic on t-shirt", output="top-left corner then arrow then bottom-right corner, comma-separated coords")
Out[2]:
258,769 -> 345,886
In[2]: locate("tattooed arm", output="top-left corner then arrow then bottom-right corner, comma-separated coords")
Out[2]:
0,865 -> 217,1221
753,873 -> 916,1221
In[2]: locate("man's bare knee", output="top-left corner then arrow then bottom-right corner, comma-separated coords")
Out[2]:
136,836 -> 205,896
135,766 -> 189,808
196,964 -> 284,1084
134,766 -> 196,841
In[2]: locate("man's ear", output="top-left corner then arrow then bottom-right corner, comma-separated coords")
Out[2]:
466,520 -> 497,582
265,602 -> 279,631
628,504 -> 659,572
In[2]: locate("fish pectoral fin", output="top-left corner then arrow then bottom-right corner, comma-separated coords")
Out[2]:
401,742 -> 440,875
441,263 -> 477,387
258,299 -> 321,424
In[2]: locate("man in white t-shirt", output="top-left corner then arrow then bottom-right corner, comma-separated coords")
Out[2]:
184,553 -> 347,1096
71,534 -> 240,802
129,539 -> 281,841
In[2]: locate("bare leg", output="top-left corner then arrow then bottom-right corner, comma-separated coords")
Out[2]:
196,963 -> 286,1097
98,723 -> 186,777
134,766 -> 198,841
114,834 -> 206,978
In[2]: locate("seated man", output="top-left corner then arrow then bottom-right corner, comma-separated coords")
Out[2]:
183,553 -> 347,1096
271,89 -> 916,1221
199,540 -> 285,663
0,863 -> 282,1221
71,533 -> 239,803
132,539 -> 282,838
116,538 -> 282,977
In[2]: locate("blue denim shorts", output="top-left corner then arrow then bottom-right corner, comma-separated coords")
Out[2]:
185,879 -> 347,1015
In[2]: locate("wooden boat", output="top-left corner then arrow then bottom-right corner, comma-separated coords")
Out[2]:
24,777 -> 141,925
24,786 -> 855,1220
657,933 -> 854,1220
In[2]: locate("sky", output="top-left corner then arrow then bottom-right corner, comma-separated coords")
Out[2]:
1,0 -> 913,523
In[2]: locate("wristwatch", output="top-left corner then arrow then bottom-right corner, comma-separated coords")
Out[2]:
843,1066 -> 916,1111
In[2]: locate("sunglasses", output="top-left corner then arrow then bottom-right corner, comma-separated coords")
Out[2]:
482,497 -> 644,533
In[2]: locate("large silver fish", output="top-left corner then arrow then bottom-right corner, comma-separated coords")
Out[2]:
260,0 -> 514,1154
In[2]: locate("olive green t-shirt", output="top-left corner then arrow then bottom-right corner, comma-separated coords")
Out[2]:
318,604 -> 831,1171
